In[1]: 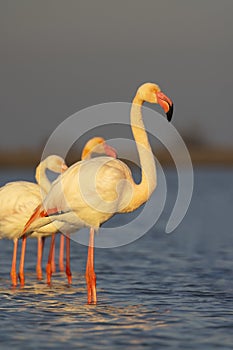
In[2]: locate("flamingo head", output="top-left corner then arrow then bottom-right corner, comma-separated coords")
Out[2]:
81,137 -> 117,160
44,155 -> 68,173
136,82 -> 174,121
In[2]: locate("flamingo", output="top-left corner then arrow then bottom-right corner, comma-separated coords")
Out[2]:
48,137 -> 117,284
23,82 -> 173,304
0,155 -> 67,286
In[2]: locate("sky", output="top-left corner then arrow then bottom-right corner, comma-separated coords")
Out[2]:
1,0 -> 233,151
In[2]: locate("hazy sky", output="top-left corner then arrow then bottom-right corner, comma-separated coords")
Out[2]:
1,0 -> 233,150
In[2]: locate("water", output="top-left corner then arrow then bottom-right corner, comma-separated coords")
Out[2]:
0,167 -> 233,349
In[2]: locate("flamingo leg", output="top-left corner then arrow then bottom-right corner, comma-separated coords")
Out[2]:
86,227 -> 97,304
65,235 -> 72,284
46,234 -> 55,285
36,237 -> 45,280
51,236 -> 56,273
11,238 -> 18,287
18,235 -> 27,286
59,234 -> 65,272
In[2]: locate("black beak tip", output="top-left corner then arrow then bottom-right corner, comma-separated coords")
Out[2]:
166,103 -> 174,122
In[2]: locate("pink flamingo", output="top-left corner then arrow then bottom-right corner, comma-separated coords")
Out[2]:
0,155 -> 67,286
24,82 -> 173,303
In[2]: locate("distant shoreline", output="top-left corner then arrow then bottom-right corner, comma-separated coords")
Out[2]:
0,146 -> 233,168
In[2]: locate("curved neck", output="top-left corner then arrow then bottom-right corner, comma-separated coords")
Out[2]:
123,94 -> 157,212
35,160 -> 51,193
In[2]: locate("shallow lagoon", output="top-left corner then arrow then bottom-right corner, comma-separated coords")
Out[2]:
0,168 -> 232,349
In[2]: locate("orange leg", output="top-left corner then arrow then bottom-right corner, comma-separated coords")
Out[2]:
66,235 -> 72,284
51,236 -> 56,273
59,234 -> 65,272
11,239 -> 18,287
46,234 -> 55,285
18,235 -> 27,286
36,237 -> 45,280
86,228 -> 97,304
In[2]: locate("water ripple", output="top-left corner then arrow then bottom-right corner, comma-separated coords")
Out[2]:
0,169 -> 233,349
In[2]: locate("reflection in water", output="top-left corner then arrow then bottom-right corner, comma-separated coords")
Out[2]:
0,273 -> 173,349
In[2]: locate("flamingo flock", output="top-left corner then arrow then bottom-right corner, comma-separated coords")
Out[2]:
0,83 -> 173,304
0,138 -> 116,286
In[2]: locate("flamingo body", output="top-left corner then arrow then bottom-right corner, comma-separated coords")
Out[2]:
24,156 -> 132,235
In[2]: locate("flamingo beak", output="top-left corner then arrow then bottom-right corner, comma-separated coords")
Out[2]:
61,163 -> 68,172
103,143 -> 118,159
156,91 -> 174,122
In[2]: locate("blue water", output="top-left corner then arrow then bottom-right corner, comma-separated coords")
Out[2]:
0,167 -> 233,349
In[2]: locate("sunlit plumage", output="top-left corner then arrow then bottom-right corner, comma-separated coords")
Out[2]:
24,82 -> 173,303
0,155 -> 67,286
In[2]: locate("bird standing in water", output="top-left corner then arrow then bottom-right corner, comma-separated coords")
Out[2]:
47,137 -> 117,285
0,155 -> 67,286
24,82 -> 173,304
